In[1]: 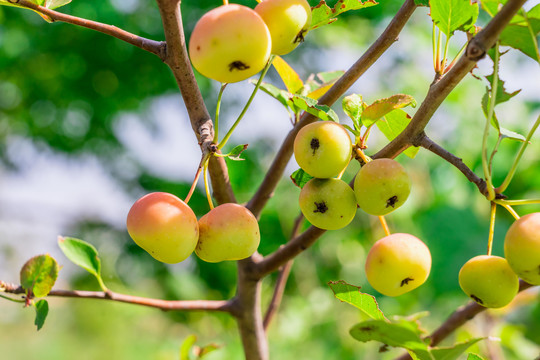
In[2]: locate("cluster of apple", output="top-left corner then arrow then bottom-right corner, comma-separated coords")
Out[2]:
126,192 -> 260,264
188,0 -> 312,83
293,120 -> 432,296
459,212 -> 540,308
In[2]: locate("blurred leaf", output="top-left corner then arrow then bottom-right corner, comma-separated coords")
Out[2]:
414,0 -> 429,6
34,299 -> 49,331
500,127 -> 527,142
20,254 -> 59,298
349,320 -> 432,360
375,109 -> 420,158
256,81 -> 293,110
194,343 -> 221,358
430,0 -> 479,37
273,56 -> 303,94
328,280 -> 387,320
58,236 -> 107,291
46,0 -> 71,9
291,95 -> 339,122
362,94 -> 416,127
305,71 -> 344,100
224,144 -> 248,161
431,338 -> 485,360
467,353 -> 486,360
342,94 -> 364,131
290,168 -> 314,188
180,334 -> 197,360
310,0 -> 378,30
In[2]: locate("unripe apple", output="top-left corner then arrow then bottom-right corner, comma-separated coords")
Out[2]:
255,0 -> 312,55
365,233 -> 431,297
458,255 -> 519,308
504,212 -> 540,285
299,178 -> 357,230
189,4 -> 272,83
354,158 -> 411,216
196,203 -> 260,263
293,121 -> 352,179
126,192 -> 199,264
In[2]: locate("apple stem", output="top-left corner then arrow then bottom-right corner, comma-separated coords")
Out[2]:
497,202 -> 520,220
486,202 -> 497,256
203,158 -> 215,210
355,147 -> 371,164
213,83 -> 228,143
378,216 -> 391,237
223,0 -> 229,5
185,154 -> 210,204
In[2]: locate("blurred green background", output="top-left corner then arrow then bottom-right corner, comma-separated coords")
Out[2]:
1,1 -> 540,359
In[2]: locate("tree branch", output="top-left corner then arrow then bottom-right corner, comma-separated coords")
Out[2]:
246,0 -> 418,219
395,280 -> 535,360
375,0 -> 529,159
0,281 -> 237,313
11,0 -> 166,60
418,133 -> 489,196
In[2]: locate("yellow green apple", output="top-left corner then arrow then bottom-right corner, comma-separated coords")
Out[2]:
293,121 -> 352,179
196,203 -> 260,262
354,158 -> 411,216
365,233 -> 431,297
459,255 -> 519,308
255,0 -> 312,55
126,192 -> 199,264
299,178 -> 357,230
504,212 -> 540,285
189,4 -> 271,83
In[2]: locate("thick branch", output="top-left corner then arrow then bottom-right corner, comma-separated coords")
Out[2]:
0,281 -> 236,313
246,0 -> 418,218
12,0 -> 166,60
418,134 -> 489,196
155,0 -> 235,204
395,281 -> 534,360
375,0 -> 529,159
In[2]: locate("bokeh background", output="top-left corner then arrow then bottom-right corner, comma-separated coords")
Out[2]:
1,1 -> 540,359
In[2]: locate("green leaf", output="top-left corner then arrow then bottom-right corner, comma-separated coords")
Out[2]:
290,168 -> 314,189
481,68 -> 522,132
256,81 -> 294,110
20,254 -> 59,298
375,109 -> 420,158
291,95 -> 339,122
273,56 -> 303,94
194,343 -> 221,358
500,127 -> 527,142
499,23 -> 540,61
467,353 -> 486,360
431,338 -> 485,360
349,320 -> 433,360
310,0 -> 378,30
180,334 -> 197,360
328,280 -> 387,321
361,94 -> 416,127
34,299 -> 49,331
342,94 -> 364,131
414,0 -> 429,6
57,236 -> 107,291
46,0 -> 71,9
224,144 -> 248,161
430,0 -> 479,37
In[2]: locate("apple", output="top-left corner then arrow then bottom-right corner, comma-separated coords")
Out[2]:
458,255 -> 519,308
299,178 -> 357,230
196,203 -> 260,262
189,4 -> 272,83
365,233 -> 431,297
293,121 -> 352,179
504,212 -> 540,285
126,192 -> 199,264
354,158 -> 411,216
255,0 -> 312,55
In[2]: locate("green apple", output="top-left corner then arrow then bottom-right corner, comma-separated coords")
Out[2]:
354,158 -> 411,216
196,203 -> 260,262
189,4 -> 271,83
504,212 -> 540,285
255,0 -> 312,55
459,255 -> 519,308
293,121 -> 352,179
299,178 -> 357,230
365,233 -> 431,297
126,192 -> 199,264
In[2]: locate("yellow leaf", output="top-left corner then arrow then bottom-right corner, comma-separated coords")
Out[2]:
272,56 -> 303,94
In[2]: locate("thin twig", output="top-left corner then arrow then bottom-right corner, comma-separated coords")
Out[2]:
263,214 -> 304,331
12,0 -> 165,60
0,281 -> 237,313
395,280 -> 534,360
